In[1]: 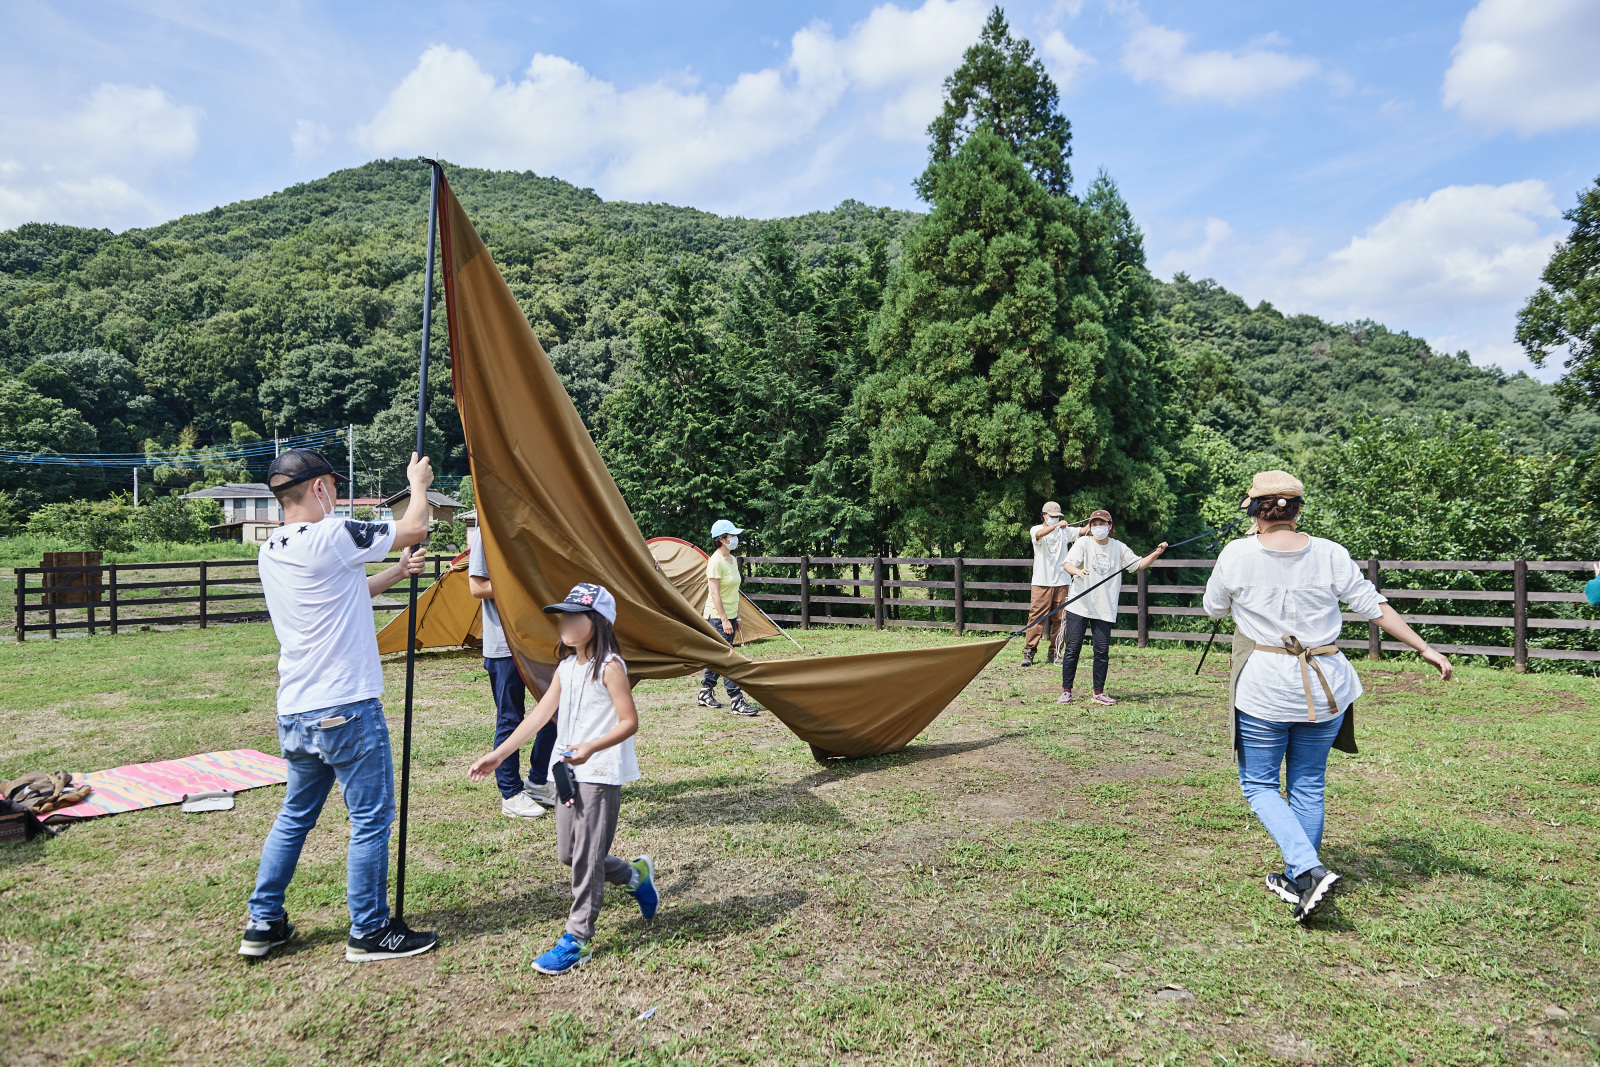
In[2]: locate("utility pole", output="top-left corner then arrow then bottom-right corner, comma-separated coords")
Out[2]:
347,424 -> 355,518
132,467 -> 139,508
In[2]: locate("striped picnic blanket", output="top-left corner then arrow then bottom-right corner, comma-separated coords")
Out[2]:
47,749 -> 288,821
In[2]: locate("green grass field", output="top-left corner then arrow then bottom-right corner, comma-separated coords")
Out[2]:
2,623 -> 1596,1066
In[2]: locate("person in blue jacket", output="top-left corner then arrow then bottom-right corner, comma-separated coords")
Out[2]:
1586,563 -> 1600,605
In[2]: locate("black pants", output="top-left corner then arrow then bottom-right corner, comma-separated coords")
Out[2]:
1060,613 -> 1112,692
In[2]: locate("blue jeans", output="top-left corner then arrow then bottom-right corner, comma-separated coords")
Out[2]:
485,656 -> 558,798
1236,709 -> 1345,878
248,698 -> 394,937
702,617 -> 742,697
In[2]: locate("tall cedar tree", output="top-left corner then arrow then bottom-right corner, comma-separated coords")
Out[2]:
1519,176 -> 1600,409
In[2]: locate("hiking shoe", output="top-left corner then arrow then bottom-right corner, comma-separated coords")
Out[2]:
1056,690 -> 1073,704
1265,872 -> 1300,905
1020,649 -> 1035,667
533,932 -> 592,974
238,917 -> 294,958
502,792 -> 547,818
345,917 -> 439,962
525,780 -> 558,808
1091,692 -> 1117,706
695,687 -> 723,709
728,695 -> 760,717
1292,866 -> 1340,924
628,855 -> 659,919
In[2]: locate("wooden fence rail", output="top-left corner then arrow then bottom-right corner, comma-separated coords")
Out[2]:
11,555 -> 434,640
738,555 -> 1600,671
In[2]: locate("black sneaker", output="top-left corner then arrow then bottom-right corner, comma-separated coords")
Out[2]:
728,695 -> 760,717
1292,866 -> 1340,924
1265,872 -> 1300,905
345,917 -> 439,962
238,916 -> 294,957
696,687 -> 723,709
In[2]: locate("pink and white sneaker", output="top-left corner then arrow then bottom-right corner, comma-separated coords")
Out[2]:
1091,692 -> 1117,705
1056,690 -> 1073,704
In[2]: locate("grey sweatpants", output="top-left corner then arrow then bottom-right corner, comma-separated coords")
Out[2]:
555,781 -> 633,941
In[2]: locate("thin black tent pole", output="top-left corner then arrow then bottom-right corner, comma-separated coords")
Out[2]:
396,160 -> 440,923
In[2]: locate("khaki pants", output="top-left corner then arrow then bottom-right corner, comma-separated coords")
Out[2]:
1024,585 -> 1071,654
555,782 -> 634,941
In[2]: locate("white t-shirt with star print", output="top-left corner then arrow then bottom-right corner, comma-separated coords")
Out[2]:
258,517 -> 397,716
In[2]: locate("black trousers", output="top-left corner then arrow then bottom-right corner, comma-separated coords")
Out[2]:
1060,613 -> 1113,692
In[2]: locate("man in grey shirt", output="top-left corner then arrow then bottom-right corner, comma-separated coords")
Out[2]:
468,525 -> 557,817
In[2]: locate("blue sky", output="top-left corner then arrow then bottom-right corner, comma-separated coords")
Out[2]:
4,0 -> 1599,376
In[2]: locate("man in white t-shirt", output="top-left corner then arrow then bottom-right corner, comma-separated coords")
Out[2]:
469,524 -> 558,818
239,447 -> 440,964
1058,509 -> 1166,705
1021,501 -> 1083,667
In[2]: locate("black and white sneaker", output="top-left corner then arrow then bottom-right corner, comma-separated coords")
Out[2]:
1265,872 -> 1300,905
695,687 -> 723,709
345,917 -> 439,962
728,695 -> 760,717
1292,866 -> 1340,924
238,916 -> 294,957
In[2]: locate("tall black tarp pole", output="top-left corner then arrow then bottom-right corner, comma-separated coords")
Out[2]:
395,159 -> 440,923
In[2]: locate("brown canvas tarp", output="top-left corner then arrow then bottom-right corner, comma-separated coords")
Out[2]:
376,552 -> 482,655
646,536 -> 783,645
438,173 -> 1006,757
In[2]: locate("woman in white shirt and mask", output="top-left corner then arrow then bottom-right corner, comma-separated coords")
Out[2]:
1204,470 -> 1452,924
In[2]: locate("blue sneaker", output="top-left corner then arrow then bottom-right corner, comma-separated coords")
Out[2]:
532,933 -> 592,975
628,855 -> 659,919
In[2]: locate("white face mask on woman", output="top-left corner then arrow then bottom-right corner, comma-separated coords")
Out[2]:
1090,524 -> 1110,541
725,535 -> 739,550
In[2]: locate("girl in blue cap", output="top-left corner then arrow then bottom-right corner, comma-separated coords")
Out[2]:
468,582 -> 658,973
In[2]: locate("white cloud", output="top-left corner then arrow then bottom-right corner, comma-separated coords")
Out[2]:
1040,30 -> 1095,93
1442,0 -> 1600,135
291,120 -> 332,164
1155,181 -> 1564,374
356,0 -> 986,213
0,83 -> 201,229
1121,21 -> 1318,104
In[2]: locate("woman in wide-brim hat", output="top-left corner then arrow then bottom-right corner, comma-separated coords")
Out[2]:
1203,470 -> 1452,923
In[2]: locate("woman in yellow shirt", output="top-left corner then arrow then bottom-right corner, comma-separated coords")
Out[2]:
699,519 -> 758,715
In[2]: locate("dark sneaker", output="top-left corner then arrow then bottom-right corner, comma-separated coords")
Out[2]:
628,855 -> 659,919
533,932 -> 592,974
1293,866 -> 1340,924
728,695 -> 760,717
695,687 -> 723,709
345,917 -> 439,962
238,917 -> 294,958
1265,872 -> 1300,905
1020,649 -> 1035,667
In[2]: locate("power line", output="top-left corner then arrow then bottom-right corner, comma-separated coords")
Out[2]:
0,429 -> 342,469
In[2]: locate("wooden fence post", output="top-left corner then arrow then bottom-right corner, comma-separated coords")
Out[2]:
953,557 -> 965,635
48,567 -> 57,639
1137,568 -> 1148,647
199,562 -> 209,629
799,555 -> 810,630
873,557 -> 885,629
1367,558 -> 1381,661
108,563 -> 119,636
1513,558 -> 1528,673
14,568 -> 25,642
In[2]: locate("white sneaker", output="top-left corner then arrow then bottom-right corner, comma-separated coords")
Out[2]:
501,793 -> 546,818
525,781 -> 558,808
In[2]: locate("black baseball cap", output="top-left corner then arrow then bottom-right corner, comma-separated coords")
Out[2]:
265,448 -> 348,491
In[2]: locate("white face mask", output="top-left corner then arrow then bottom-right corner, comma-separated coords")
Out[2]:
1090,525 -> 1110,541
725,535 -> 739,550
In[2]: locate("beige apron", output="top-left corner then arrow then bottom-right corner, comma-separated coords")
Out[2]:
1229,631 -> 1357,756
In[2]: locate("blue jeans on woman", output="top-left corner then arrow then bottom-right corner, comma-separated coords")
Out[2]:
702,617 -> 742,697
1236,709 -> 1345,878
248,697 -> 394,938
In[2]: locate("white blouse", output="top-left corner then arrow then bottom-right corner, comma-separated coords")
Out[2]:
1203,535 -> 1388,723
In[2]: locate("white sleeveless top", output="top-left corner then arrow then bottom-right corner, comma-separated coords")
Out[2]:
548,652 -> 640,786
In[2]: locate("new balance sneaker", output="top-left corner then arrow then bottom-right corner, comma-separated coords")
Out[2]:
1056,690 -> 1073,704
345,917 -> 439,962
628,855 -> 659,920
525,780 -> 558,808
1091,692 -> 1117,705
1292,866 -> 1340,924
695,687 -> 723,709
728,695 -> 760,717
1265,872 -> 1300,905
238,916 -> 294,958
501,792 -> 547,819
533,932 -> 592,974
